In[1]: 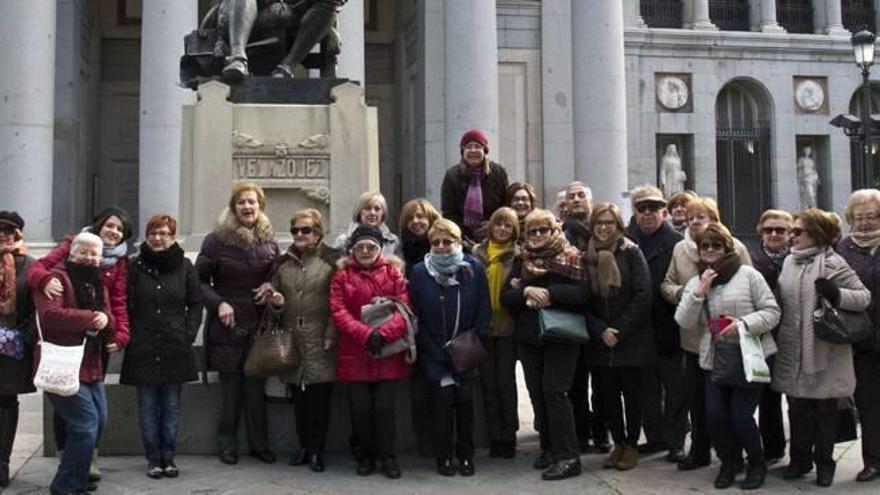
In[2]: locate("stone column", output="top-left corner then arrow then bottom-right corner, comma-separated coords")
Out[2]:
444,0 -> 499,167
760,0 -> 786,32
824,0 -> 850,35
692,0 -> 718,30
541,0 -> 575,199
337,0 -> 365,83
138,0 -> 198,232
572,0 -> 628,203
0,1 -> 56,241
626,0 -> 648,29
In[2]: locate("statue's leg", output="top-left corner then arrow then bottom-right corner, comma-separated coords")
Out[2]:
272,3 -> 336,78
223,0 -> 258,80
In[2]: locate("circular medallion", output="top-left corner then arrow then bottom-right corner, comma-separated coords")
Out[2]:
795,79 -> 825,112
657,76 -> 690,110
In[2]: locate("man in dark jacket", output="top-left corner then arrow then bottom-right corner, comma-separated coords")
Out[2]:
624,185 -> 687,462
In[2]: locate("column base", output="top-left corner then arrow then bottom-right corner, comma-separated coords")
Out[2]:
691,21 -> 718,31
826,25 -> 851,37
632,16 -> 648,29
760,22 -> 786,33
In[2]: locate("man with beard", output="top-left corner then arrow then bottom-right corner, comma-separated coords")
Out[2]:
561,181 -> 610,454
624,185 -> 687,463
33,233 -> 118,495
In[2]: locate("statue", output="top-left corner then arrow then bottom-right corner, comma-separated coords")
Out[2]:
660,144 -> 687,197
797,146 -> 820,208
181,0 -> 348,89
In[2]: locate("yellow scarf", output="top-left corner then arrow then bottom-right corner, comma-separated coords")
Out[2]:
487,240 -> 512,332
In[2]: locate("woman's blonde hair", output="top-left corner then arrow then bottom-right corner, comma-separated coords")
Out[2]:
290,208 -> 325,242
398,198 -> 440,236
428,218 -> 462,242
488,207 -> 520,241
589,202 -> 625,233
351,191 -> 388,223
755,209 -> 793,235
686,197 -> 721,223
228,181 -> 267,211
844,189 -> 880,224
523,209 -> 558,233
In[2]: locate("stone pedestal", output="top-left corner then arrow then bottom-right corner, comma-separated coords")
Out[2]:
178,80 -> 379,250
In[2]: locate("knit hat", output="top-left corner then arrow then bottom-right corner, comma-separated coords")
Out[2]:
348,224 -> 385,250
0,211 -> 24,231
459,128 -> 489,154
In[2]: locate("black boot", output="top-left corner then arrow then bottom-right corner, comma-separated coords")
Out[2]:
713,463 -> 736,489
740,462 -> 767,490
0,405 -> 19,487
816,462 -> 836,487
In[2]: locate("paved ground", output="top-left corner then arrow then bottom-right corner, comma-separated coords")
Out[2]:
5,389 -> 880,494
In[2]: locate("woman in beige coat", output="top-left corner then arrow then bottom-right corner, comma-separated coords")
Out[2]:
773,208 -> 870,487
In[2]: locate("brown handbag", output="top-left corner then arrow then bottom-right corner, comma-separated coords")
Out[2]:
442,290 -> 486,374
243,309 -> 300,377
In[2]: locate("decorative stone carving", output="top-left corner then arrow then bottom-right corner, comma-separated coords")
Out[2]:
797,145 -> 820,208
660,144 -> 687,197
657,75 -> 690,110
795,79 -> 825,112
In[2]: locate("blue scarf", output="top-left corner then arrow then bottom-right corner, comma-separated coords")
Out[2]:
424,248 -> 471,287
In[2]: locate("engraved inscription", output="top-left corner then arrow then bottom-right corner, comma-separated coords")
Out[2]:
234,156 -> 329,180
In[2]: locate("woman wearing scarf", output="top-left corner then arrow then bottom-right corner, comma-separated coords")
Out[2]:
120,214 -> 203,479
0,211 -> 35,487
409,218 -> 490,477
581,203 -> 653,472
440,129 -> 510,248
502,209 -> 589,481
675,223 -> 780,490
507,182 -> 538,244
660,197 -> 751,472
474,207 -> 520,459
836,190 -> 880,483
773,208 -> 870,487
333,191 -> 401,257
27,206 -> 133,481
749,209 -> 793,465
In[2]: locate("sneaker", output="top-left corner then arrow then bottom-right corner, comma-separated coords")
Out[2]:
458,458 -> 475,477
147,461 -> 164,479
163,460 -> 179,478
437,458 -> 455,476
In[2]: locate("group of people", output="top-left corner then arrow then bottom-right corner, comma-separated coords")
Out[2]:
0,129 -> 879,494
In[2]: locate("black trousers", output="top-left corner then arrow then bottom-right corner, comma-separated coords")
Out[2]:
0,396 -> 19,464
640,350 -> 688,449
569,345 -> 609,447
430,378 -> 475,460
758,355 -> 786,460
684,351 -> 711,460
705,378 -> 764,466
519,341 -> 580,461
217,372 -> 269,453
788,397 -> 838,468
292,382 -> 334,454
478,337 -> 519,445
409,367 -> 433,445
348,380 -> 398,460
854,352 -> 880,469
594,366 -> 643,446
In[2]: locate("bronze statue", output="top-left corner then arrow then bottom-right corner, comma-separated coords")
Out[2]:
181,0 -> 348,88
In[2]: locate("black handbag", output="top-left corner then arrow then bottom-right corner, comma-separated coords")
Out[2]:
538,308 -> 590,343
442,290 -> 486,374
710,339 -> 752,388
813,297 -> 873,345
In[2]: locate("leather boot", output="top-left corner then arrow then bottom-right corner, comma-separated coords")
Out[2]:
740,462 -> 767,490
0,405 -> 19,487
616,445 -> 639,471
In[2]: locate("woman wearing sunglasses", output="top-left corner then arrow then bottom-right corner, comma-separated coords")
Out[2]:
675,223 -> 780,490
330,224 -> 411,479
409,218 -> 490,476
773,208 -> 870,487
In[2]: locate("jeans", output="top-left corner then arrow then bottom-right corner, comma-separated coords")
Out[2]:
478,337 -> 519,445
430,378 -> 475,460
640,350 -> 688,449
595,366 -> 643,446
704,377 -> 763,466
48,382 -> 107,493
136,384 -> 182,463
349,380 -> 398,459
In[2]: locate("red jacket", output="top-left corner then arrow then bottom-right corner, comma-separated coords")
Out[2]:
32,267 -> 117,383
27,237 -> 130,349
330,255 -> 411,382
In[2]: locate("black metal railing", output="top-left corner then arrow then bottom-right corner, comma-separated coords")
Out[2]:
843,0 -> 877,34
709,0 -> 751,31
777,0 -> 814,33
641,0 -> 684,28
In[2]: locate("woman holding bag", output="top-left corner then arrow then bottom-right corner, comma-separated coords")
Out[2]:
773,208 -> 870,487
675,223 -> 780,490
409,218 -> 490,476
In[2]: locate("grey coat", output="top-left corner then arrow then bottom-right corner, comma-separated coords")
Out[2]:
771,248 -> 870,399
675,265 -> 780,371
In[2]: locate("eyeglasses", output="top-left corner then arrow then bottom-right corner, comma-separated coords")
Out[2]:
636,203 -> 664,214
352,242 -> 380,254
595,220 -> 617,228
146,230 -> 172,238
761,227 -> 788,235
0,226 -> 16,236
430,238 -> 456,247
790,227 -> 805,237
528,226 -> 552,236
291,226 -> 314,235
699,242 -> 724,252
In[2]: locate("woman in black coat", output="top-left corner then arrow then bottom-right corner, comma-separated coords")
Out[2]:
0,211 -> 35,487
121,214 -> 203,479
502,209 -> 589,481
583,203 -> 654,471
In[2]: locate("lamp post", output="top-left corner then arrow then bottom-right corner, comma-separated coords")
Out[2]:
853,29 -> 876,188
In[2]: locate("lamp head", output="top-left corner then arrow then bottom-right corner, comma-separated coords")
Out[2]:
853,30 -> 876,68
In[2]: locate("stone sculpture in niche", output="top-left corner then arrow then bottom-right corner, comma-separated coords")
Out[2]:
797,146 -> 820,208
660,144 -> 687,197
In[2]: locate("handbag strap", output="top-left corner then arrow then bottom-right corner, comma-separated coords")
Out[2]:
35,313 -> 86,346
449,289 -> 462,340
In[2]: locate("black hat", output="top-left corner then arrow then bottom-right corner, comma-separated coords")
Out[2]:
0,211 -> 24,231
348,225 -> 384,250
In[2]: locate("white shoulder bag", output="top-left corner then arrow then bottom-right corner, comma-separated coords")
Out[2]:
33,314 -> 85,397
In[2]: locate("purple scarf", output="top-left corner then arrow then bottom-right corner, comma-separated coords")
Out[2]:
463,165 -> 484,229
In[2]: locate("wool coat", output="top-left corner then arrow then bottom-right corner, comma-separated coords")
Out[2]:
0,254 -> 36,396
772,247 -> 870,399
836,236 -> 880,353
440,160 -> 510,242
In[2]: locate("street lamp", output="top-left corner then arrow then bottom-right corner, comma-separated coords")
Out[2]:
854,29 -> 876,188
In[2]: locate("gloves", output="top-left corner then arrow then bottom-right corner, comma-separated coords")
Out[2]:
366,330 -> 385,356
814,278 -> 841,307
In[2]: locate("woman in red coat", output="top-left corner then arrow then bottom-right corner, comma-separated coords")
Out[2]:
330,225 -> 411,479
